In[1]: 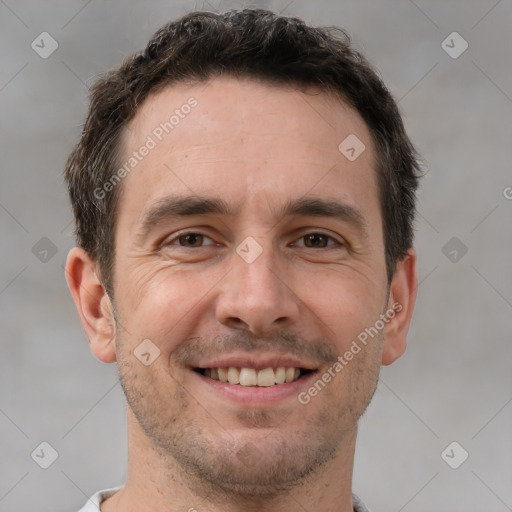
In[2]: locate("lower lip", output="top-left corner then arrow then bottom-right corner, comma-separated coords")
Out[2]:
193,370 -> 318,406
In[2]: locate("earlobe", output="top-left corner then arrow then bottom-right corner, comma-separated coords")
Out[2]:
381,248 -> 418,366
65,247 -> 117,363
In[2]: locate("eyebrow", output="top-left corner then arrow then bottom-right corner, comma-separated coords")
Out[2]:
136,196 -> 233,239
278,196 -> 369,236
136,194 -> 369,240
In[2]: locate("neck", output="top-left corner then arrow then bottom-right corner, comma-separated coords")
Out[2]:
102,409 -> 357,512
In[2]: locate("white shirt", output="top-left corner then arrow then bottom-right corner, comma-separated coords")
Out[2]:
76,486 -> 122,511
77,487 -> 372,511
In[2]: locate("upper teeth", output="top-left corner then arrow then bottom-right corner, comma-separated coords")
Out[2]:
203,367 -> 301,386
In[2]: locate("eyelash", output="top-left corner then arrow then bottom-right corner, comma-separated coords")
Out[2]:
163,231 -> 343,249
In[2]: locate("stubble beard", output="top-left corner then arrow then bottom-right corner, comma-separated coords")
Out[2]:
115,334 -> 381,501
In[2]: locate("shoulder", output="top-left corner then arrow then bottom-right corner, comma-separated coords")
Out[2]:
352,493 -> 373,512
75,486 -> 123,512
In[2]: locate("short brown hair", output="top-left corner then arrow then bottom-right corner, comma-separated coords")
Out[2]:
64,9 -> 422,297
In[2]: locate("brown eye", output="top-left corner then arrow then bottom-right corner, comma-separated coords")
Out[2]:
303,233 -> 327,248
177,233 -> 205,247
302,233 -> 331,248
163,231 -> 217,250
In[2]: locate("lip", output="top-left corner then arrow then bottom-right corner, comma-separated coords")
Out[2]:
192,367 -> 319,406
192,352 -> 319,371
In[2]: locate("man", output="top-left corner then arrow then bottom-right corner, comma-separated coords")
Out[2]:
65,8 -> 421,512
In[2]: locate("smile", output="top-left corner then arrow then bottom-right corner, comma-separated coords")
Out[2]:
195,367 -> 314,387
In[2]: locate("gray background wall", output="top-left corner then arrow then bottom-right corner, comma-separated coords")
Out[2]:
1,1 -> 511,511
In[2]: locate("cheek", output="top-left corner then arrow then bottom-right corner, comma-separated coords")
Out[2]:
116,265 -> 218,351
116,337 -> 191,437
296,266 -> 385,348
119,258 -> 176,312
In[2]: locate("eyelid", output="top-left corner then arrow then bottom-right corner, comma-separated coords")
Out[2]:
160,229 -> 345,249
161,230 -> 217,248
291,231 -> 344,248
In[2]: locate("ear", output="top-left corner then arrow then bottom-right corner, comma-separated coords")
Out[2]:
65,247 -> 117,363
381,248 -> 418,366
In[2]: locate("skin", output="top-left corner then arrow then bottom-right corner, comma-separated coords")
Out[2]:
66,76 -> 417,512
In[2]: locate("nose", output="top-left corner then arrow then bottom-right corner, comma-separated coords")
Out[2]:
215,241 -> 300,335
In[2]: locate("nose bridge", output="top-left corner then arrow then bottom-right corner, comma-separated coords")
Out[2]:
216,235 -> 299,333
238,237 -> 281,291
235,234 -> 284,302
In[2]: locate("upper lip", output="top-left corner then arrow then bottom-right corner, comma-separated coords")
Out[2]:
192,353 -> 319,371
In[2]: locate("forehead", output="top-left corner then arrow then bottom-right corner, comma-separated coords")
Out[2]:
124,76 -> 373,161
118,76 -> 379,231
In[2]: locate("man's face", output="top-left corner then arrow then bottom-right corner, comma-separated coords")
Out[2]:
112,77 -> 390,494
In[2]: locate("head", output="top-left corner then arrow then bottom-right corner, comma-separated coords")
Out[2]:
65,9 -> 420,498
